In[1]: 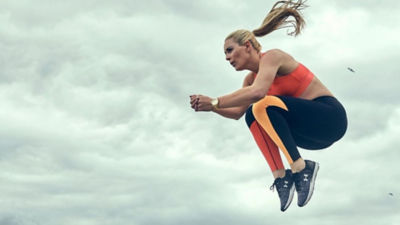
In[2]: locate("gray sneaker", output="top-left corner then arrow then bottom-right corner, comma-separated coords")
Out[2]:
293,160 -> 320,207
270,169 -> 295,212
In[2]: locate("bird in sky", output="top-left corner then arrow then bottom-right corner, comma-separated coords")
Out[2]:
347,67 -> 355,73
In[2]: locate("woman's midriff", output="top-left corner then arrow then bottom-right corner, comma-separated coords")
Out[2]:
298,76 -> 334,100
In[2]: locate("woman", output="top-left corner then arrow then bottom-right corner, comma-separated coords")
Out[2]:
189,0 -> 347,212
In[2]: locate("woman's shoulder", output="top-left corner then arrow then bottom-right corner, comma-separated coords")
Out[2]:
243,71 -> 256,86
261,49 -> 298,75
259,49 -> 295,69
262,48 -> 292,59
245,71 -> 256,80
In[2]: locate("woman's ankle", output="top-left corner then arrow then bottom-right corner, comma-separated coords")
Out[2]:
273,169 -> 286,179
290,158 -> 306,173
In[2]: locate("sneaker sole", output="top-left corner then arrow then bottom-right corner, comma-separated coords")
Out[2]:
282,183 -> 295,211
299,162 -> 319,207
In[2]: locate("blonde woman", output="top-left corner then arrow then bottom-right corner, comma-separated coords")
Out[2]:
190,0 -> 347,212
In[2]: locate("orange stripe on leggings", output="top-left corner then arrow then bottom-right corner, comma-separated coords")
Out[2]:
249,122 -> 284,171
252,96 -> 294,164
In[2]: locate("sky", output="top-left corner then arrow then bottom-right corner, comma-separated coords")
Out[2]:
0,0 -> 399,224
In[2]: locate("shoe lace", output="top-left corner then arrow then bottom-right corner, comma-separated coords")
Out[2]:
269,179 -> 279,192
269,178 -> 279,191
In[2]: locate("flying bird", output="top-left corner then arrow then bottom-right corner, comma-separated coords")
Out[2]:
347,67 -> 355,73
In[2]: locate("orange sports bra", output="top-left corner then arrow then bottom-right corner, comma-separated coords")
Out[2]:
254,63 -> 314,97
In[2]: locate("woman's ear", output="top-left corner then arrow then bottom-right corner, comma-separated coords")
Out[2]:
245,40 -> 252,52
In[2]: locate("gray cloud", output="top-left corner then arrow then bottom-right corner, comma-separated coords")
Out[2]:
1,0 -> 399,225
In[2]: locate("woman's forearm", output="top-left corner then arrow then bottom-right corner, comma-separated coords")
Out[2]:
218,86 -> 264,109
212,106 -> 246,120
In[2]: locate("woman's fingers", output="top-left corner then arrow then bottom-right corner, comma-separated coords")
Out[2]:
190,95 -> 200,104
190,95 -> 200,109
191,98 -> 198,105
190,94 -> 208,112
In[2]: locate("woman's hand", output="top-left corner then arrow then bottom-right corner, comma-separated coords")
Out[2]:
190,94 -> 213,112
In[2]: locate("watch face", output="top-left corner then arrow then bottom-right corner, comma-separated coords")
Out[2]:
212,98 -> 218,107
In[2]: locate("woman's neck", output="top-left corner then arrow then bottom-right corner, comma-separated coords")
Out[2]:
247,52 -> 262,73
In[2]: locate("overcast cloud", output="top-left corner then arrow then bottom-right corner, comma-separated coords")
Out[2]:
0,1 -> 399,225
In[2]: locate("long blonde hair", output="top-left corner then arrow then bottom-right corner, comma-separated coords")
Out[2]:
225,0 -> 308,52
253,0 -> 307,37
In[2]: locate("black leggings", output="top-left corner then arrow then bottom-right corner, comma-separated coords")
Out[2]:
245,95 -> 347,166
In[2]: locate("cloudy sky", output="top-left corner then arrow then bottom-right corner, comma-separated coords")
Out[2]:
1,0 -> 399,224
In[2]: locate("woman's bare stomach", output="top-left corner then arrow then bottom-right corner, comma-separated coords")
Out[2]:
299,76 -> 334,100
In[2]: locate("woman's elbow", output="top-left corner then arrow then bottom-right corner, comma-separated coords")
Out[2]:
233,114 -> 243,120
234,113 -> 244,120
234,108 -> 247,120
251,88 -> 267,102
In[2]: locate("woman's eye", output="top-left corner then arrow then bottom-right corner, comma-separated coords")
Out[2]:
226,47 -> 233,53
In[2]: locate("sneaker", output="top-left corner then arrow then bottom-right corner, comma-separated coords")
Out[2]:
293,160 -> 320,207
270,169 -> 295,212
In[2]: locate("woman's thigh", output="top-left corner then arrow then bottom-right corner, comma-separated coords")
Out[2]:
274,95 -> 347,145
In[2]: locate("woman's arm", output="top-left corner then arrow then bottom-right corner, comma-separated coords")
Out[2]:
210,72 -> 255,120
191,94 -> 247,119
210,107 -> 245,120
217,50 -> 282,108
192,49 -> 284,112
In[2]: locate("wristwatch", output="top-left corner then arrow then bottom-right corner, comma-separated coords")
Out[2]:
211,98 -> 219,109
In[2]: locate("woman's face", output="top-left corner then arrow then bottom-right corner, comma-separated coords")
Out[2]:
224,38 -> 248,71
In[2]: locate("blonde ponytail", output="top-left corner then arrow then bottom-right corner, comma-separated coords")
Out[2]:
253,0 -> 308,37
